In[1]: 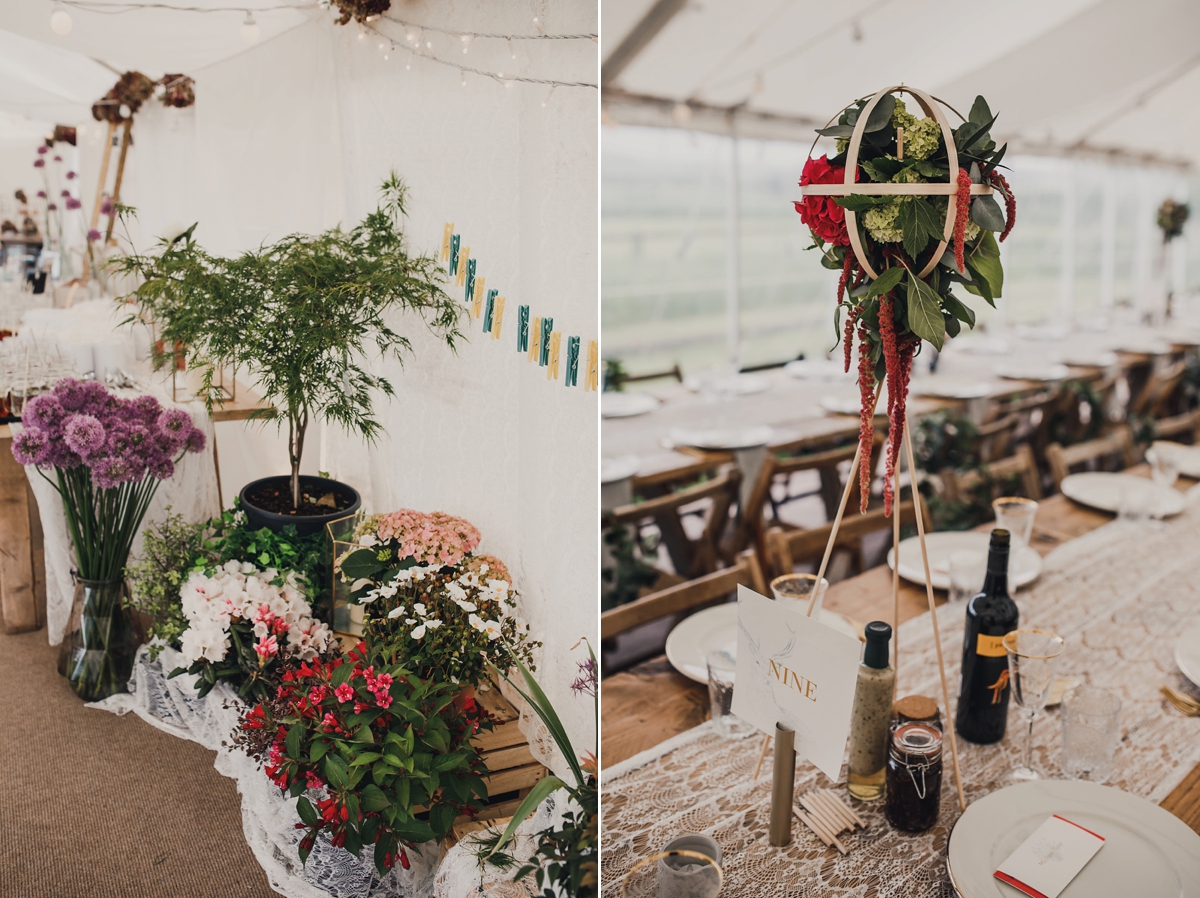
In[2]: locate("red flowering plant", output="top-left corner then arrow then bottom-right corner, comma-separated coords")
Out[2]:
796,91 -> 1014,514
235,640 -> 493,875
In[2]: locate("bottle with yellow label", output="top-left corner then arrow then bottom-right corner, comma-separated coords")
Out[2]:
954,529 -> 1019,744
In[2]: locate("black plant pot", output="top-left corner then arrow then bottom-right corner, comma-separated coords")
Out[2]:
239,475 -> 362,537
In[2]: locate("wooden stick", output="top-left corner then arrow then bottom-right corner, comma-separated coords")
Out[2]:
806,383 -> 884,618
90,120 -> 116,233
105,119 -> 133,244
799,796 -> 843,837
812,791 -> 859,831
821,789 -> 867,828
892,440 -> 902,699
752,732 -> 771,780
793,807 -> 833,847
902,419 -> 967,812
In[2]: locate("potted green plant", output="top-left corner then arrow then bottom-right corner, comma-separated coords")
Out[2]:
112,174 -> 463,534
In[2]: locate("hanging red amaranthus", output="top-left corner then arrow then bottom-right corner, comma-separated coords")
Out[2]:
843,305 -> 859,373
856,325 -> 875,513
989,170 -> 1016,242
879,293 -> 900,516
954,167 -> 972,272
836,252 -> 854,305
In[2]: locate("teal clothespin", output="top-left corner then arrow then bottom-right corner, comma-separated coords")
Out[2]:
539,317 -> 554,367
483,289 -> 498,333
566,336 -> 580,387
449,234 -> 460,277
465,258 -> 476,304
517,305 -> 530,352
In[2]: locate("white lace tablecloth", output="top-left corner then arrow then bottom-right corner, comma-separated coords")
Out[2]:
601,503 -> 1200,897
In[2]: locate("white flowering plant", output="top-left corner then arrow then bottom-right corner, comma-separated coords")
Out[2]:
169,560 -> 338,701
344,560 -> 538,688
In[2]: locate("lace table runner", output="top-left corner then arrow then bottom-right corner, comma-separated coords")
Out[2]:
601,505 -> 1200,897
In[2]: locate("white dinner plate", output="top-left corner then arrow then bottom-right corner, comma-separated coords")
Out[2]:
994,363 -> 1070,383
601,392 -> 658,418
1058,350 -> 1118,368
665,602 -> 860,683
910,379 -> 994,399
669,425 -> 774,451
1150,441 -> 1200,479
1174,618 -> 1200,690
821,392 -> 888,417
1059,472 -> 1185,517
683,373 -> 770,396
601,456 -> 640,484
784,358 -> 852,381
886,531 -> 1042,591
947,780 -> 1200,898
1113,340 -> 1173,356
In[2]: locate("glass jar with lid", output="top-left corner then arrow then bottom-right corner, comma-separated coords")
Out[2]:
884,722 -> 943,832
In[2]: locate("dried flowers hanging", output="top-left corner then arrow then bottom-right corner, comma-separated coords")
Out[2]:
160,74 -> 196,109
331,0 -> 390,26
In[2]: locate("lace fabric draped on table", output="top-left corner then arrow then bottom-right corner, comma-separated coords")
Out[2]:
601,498 -> 1200,897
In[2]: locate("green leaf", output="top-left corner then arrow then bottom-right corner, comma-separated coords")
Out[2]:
904,272 -> 946,351
966,230 -> 1003,301
833,194 -> 894,212
352,723 -> 375,745
433,752 -> 467,772
350,752 -> 383,767
325,755 -> 349,790
489,776 -> 567,853
396,776 -> 410,809
816,124 -> 854,138
393,820 -> 435,844
286,724 -> 303,761
864,93 -> 895,132
898,202 -> 929,260
865,265 -> 904,300
969,95 -> 992,127
360,783 -> 391,811
911,198 -> 947,244
859,156 -> 907,182
960,112 -> 999,154
941,292 -> 976,328
331,662 -> 355,688
912,160 -> 946,179
310,740 -> 330,764
429,802 -> 457,839
945,312 -> 961,338
296,796 -> 318,827
971,194 -> 1005,232
338,548 -> 387,580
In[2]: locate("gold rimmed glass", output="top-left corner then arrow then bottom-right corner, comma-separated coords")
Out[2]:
1001,627 -> 1065,784
770,573 -> 829,616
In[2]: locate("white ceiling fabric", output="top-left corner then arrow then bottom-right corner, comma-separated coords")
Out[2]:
602,0 -> 1200,167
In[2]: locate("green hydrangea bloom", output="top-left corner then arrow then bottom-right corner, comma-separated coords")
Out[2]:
905,118 -> 941,161
892,168 -> 922,184
865,202 -> 904,243
837,136 -> 849,155
964,219 -> 981,242
892,98 -> 918,132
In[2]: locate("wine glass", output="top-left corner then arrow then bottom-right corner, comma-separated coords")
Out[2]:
1001,628 -> 1065,784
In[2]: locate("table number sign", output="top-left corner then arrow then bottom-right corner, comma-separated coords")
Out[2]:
732,586 -> 861,780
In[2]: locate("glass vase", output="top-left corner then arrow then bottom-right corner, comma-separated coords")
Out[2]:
56,578 -> 138,701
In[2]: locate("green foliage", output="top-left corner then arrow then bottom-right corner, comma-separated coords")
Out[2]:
602,358 -> 629,392
110,173 -> 463,508
601,523 -> 661,611
513,776 -> 598,898
911,409 -> 979,474
124,509 -> 205,658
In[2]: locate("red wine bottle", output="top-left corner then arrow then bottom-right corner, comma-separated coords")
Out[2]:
954,529 -> 1019,744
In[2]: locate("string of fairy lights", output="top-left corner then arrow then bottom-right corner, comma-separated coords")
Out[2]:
47,0 -> 597,95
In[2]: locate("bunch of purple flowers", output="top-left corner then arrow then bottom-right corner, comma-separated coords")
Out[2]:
12,378 -> 206,580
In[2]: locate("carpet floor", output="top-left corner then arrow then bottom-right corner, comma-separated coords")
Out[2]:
0,628 -> 276,898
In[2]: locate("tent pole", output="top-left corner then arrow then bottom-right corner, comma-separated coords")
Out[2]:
725,116 -> 741,371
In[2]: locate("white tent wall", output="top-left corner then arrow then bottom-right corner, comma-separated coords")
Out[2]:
14,6 -> 598,770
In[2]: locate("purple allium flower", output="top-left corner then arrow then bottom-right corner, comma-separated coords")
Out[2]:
33,159 -> 44,168
183,427 -> 207,453
87,228 -> 101,242
92,456 -> 134,490
157,407 -> 193,436
47,203 -> 57,211
66,170 -> 77,180
149,457 -> 175,480
37,146 -> 48,155
65,197 -> 81,211
570,655 -> 598,698
61,189 -> 70,198
53,155 -> 62,162
22,395 -> 67,434
99,198 -> 113,216
130,395 -> 162,424
36,190 -> 46,198
64,415 -> 106,458
11,430 -> 50,467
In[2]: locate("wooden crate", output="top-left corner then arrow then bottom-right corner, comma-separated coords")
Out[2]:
471,681 -> 547,810
0,425 -> 45,635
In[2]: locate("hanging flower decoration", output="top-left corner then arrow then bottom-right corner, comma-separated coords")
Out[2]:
160,74 -> 196,109
92,71 -> 158,123
331,0 -> 391,26
1158,198 -> 1189,243
796,88 -> 1014,514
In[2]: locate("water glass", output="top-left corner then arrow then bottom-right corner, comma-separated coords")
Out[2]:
656,834 -> 723,898
993,497 -> 1038,548
948,550 -> 985,603
706,649 -> 753,739
770,573 -> 828,616
1147,447 -> 1180,490
1001,628 -> 1066,784
1061,686 -> 1121,783
1117,482 -> 1153,525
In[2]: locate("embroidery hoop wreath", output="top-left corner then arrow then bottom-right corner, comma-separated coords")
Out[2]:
800,84 -> 996,280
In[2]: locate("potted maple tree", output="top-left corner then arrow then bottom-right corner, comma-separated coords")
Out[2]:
113,174 -> 462,534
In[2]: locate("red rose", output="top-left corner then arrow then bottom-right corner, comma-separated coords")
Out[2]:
794,155 -> 851,247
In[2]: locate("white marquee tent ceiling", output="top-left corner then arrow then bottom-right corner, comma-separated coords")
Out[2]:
601,0 -> 1200,168
0,0 -> 311,143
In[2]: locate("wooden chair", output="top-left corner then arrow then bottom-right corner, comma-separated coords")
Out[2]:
606,468 -> 741,579
942,444 -> 1043,503
600,550 -> 767,642
974,413 -> 1020,464
1045,425 -> 1136,491
1153,408 -> 1200,444
994,390 -> 1060,466
764,496 -> 929,579
1132,360 -> 1187,419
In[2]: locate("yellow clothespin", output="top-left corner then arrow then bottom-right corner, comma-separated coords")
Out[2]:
456,247 -> 470,287
547,332 -> 562,380
472,277 -> 486,319
491,296 -> 506,340
585,340 -> 599,392
440,223 -> 454,262
527,317 -> 542,363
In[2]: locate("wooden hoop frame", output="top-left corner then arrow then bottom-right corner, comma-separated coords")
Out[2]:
801,84 -> 994,280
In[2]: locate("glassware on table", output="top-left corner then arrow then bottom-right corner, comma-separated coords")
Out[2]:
655,834 -> 723,898
1000,628 -> 1066,784
993,497 -> 1038,587
706,649 -> 753,739
1060,686 -> 1121,783
1117,482 -> 1153,526
948,549 -> 986,603
769,573 -> 828,616
1147,447 -> 1180,490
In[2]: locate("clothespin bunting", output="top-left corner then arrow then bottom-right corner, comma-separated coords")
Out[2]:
539,317 -> 554,367
528,316 -> 542,363
491,296 -> 506,340
449,234 -> 461,277
566,336 -> 580,387
440,223 -> 454,262
472,276 -> 487,318
483,289 -> 498,333
585,340 -> 599,392
547,332 -> 562,380
517,305 -> 530,352
465,259 -> 477,305
456,247 -> 470,287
